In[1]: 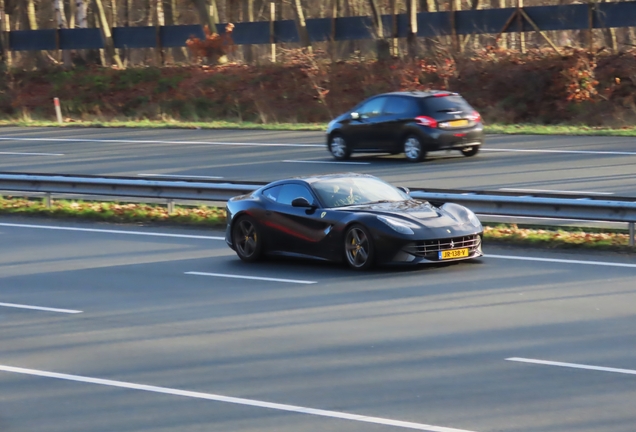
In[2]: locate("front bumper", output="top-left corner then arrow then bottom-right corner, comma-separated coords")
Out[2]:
380,233 -> 483,265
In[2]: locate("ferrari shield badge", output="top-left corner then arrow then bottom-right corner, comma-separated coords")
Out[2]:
321,211 -> 327,218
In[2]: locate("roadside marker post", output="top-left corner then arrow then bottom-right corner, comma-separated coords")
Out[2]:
53,98 -> 63,125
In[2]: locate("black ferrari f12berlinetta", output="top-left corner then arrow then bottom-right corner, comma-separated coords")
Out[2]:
225,173 -> 483,270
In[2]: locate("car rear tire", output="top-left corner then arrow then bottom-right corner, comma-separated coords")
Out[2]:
329,134 -> 351,160
460,146 -> 480,157
403,135 -> 426,162
344,224 -> 375,270
232,216 -> 263,262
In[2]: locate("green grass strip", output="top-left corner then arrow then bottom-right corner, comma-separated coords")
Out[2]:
3,119 -> 636,136
1,197 -> 633,252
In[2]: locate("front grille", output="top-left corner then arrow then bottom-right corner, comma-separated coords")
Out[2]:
403,234 -> 481,259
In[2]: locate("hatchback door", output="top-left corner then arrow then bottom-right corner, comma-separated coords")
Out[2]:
381,96 -> 422,151
421,94 -> 480,127
340,96 -> 389,150
421,94 -> 482,147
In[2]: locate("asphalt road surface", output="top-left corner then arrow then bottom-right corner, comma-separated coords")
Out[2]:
1,127 -> 636,196
2,217 -> 636,432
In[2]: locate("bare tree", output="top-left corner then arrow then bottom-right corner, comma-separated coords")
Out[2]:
406,0 -> 418,57
76,0 -> 87,28
54,0 -> 73,66
243,0 -> 254,63
191,0 -> 218,31
367,0 -> 390,59
94,0 -> 124,67
291,0 -> 312,52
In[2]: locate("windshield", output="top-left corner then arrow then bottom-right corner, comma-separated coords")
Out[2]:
312,177 -> 410,208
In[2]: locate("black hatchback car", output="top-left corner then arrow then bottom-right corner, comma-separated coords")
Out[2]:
326,91 -> 484,162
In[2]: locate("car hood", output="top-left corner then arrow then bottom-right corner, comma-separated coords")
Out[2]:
340,200 -> 463,228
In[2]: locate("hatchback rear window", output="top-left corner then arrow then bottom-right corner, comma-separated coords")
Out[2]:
422,95 -> 473,113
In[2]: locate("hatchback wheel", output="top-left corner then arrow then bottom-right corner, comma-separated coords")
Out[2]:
232,216 -> 263,262
344,225 -> 375,270
403,135 -> 426,162
329,134 -> 351,160
460,146 -> 480,157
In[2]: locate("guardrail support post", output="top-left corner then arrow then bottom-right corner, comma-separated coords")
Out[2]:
629,222 -> 635,248
44,193 -> 52,209
167,199 -> 175,215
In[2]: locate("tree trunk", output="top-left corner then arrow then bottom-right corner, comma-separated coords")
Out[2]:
421,0 -> 437,12
243,0 -> 254,63
290,0 -> 312,53
163,0 -> 183,62
94,0 -> 124,67
25,0 -> 48,68
76,0 -> 87,28
191,0 -> 214,31
26,0 -> 37,30
406,0 -> 418,58
67,0 -> 76,29
54,0 -> 73,67
367,0 -> 390,60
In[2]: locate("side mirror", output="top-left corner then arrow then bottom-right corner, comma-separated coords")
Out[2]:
397,186 -> 410,194
350,112 -> 360,120
291,197 -> 314,208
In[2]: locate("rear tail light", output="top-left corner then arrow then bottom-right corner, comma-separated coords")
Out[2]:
415,116 -> 438,128
467,111 -> 481,122
433,93 -> 452,98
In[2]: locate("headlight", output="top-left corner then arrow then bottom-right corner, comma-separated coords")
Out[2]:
377,215 -> 416,235
441,203 -> 482,228
466,209 -> 481,227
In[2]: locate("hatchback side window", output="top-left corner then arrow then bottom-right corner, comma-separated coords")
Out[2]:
277,184 -> 315,206
383,97 -> 418,115
357,97 -> 387,119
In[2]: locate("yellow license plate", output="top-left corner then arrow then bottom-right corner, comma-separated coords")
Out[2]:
449,119 -> 469,127
439,248 -> 469,260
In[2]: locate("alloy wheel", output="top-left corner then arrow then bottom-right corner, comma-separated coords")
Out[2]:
404,136 -> 424,162
330,136 -> 350,160
345,226 -> 371,269
234,218 -> 260,260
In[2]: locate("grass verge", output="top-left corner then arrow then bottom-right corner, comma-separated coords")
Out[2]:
1,196 -> 633,252
3,119 -> 636,137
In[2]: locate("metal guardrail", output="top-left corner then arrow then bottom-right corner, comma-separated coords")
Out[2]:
1,172 -> 635,246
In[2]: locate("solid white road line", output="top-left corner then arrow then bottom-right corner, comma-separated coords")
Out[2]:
2,223 -> 635,270
282,160 -> 371,165
506,357 -> 636,376
482,148 -> 636,156
487,254 -> 636,268
0,302 -> 82,314
0,222 -> 224,240
0,365 -> 475,432
499,188 -> 614,195
186,271 -> 317,285
137,173 -> 224,180
0,137 -> 323,148
0,151 -> 64,156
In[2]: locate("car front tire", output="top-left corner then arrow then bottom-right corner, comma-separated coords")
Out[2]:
344,224 -> 375,270
329,134 -> 351,160
460,146 -> 480,157
232,216 -> 264,262
403,135 -> 426,162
